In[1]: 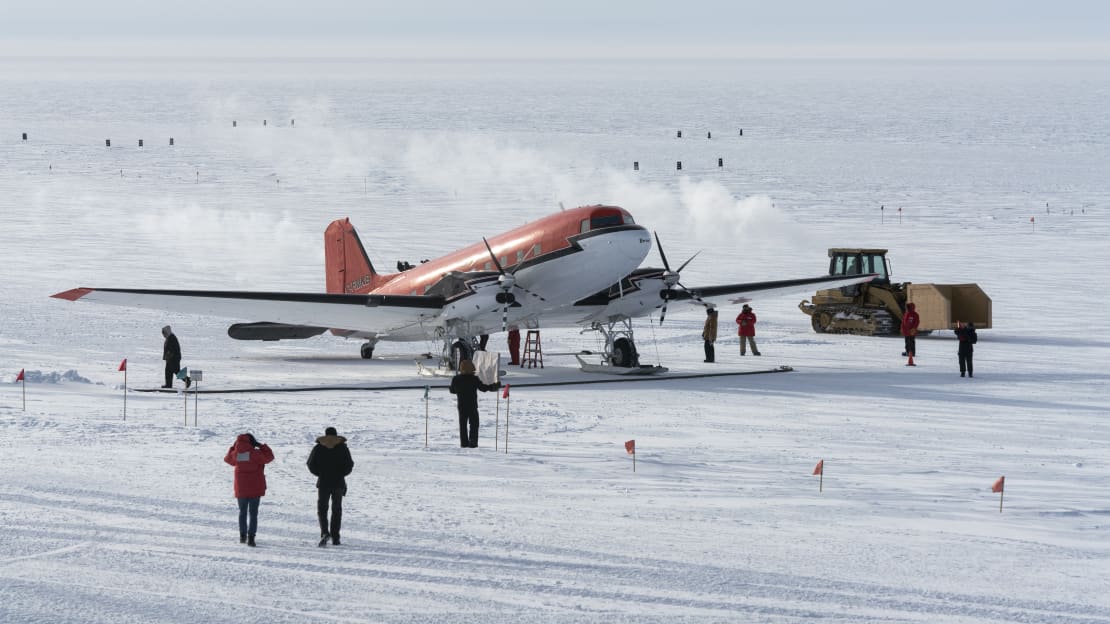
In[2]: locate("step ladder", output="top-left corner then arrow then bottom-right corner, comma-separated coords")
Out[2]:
521,330 -> 544,369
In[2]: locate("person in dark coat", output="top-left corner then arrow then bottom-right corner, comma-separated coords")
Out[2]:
954,321 -> 978,378
901,302 -> 921,363
507,328 -> 521,365
735,304 -> 761,356
449,359 -> 498,448
161,325 -> 184,388
223,433 -> 274,547
307,426 -> 354,546
702,308 -> 719,362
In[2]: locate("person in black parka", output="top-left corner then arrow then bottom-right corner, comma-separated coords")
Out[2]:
307,426 -> 354,546
954,321 -> 978,378
161,325 -> 182,388
449,359 -> 498,448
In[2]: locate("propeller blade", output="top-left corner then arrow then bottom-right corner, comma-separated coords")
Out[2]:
659,301 -> 669,324
653,231 -> 672,272
483,237 -> 505,274
677,281 -> 707,305
676,250 -> 701,273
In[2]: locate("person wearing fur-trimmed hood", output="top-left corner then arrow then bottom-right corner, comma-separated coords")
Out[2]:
307,427 -> 354,546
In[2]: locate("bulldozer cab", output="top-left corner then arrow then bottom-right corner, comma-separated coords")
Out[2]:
829,248 -> 891,296
828,248 -> 891,283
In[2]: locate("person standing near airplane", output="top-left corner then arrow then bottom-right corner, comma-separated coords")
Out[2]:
901,302 -> 920,364
307,426 -> 354,546
507,328 -> 521,365
224,432 -> 274,547
161,325 -> 188,388
702,308 -> 718,362
736,304 -> 761,356
449,360 -> 499,448
954,321 -> 978,377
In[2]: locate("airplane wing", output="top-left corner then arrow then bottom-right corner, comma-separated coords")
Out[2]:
51,287 -> 447,339
661,273 -> 879,306
571,272 -> 878,323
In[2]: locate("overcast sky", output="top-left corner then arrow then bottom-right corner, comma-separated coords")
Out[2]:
2,0 -> 1108,59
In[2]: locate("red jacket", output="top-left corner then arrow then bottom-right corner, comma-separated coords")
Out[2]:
736,310 -> 757,337
901,302 -> 920,337
224,434 -> 274,498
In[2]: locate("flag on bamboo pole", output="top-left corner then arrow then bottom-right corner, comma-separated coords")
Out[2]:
625,440 -> 635,454
16,369 -> 24,381
813,459 -> 824,475
118,358 -> 127,372
502,384 -> 510,399
991,476 -> 1005,493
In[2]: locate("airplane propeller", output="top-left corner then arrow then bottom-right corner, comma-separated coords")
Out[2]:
482,237 -> 543,332
653,231 -> 704,324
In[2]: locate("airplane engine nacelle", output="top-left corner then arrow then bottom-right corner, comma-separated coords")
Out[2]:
228,322 -> 329,341
495,292 -> 516,304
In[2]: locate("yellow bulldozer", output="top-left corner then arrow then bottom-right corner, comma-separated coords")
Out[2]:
799,248 -> 992,336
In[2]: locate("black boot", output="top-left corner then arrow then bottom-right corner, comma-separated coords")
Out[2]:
247,534 -> 256,547
318,532 -> 330,547
240,533 -> 247,544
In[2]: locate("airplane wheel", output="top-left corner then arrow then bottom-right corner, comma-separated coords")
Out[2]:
360,343 -> 374,359
610,337 -> 636,368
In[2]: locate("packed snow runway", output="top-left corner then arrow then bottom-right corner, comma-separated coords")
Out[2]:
2,59 -> 1110,623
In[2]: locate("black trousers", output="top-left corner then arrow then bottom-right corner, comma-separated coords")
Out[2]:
904,335 -> 917,357
459,410 -> 479,447
164,361 -> 180,387
959,350 -> 974,376
704,341 -> 715,362
317,486 -> 344,538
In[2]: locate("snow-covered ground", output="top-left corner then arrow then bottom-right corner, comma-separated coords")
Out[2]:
2,59 -> 1109,623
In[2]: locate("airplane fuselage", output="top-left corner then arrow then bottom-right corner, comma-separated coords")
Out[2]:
333,205 -> 653,340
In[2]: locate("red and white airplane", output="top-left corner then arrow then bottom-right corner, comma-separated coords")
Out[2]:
53,205 -> 873,368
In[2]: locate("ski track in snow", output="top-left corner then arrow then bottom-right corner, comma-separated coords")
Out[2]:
2,58 -> 1110,622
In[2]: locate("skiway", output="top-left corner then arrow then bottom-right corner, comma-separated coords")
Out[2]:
131,365 -> 794,394
52,204 -> 874,372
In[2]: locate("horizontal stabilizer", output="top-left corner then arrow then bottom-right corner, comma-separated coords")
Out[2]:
228,322 -> 329,341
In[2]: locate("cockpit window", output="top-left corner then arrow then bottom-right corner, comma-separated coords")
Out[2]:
590,214 -> 624,229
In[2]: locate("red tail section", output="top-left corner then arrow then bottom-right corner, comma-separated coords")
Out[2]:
324,218 -> 394,294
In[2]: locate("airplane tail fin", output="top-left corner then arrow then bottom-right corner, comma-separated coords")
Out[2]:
325,218 -> 393,294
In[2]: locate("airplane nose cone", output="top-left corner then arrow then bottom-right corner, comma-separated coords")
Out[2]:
609,226 -> 653,262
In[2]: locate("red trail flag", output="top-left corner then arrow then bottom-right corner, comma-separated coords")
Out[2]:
625,440 -> 635,454
813,459 -> 824,476
992,476 -> 1005,493
16,368 -> 24,382
118,358 -> 127,372
502,384 -> 510,399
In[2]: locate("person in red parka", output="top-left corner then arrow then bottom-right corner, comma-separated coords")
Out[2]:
736,304 -> 761,356
901,302 -> 921,364
224,433 -> 274,547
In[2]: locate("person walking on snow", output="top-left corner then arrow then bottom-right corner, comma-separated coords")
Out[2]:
954,321 -> 978,377
449,359 -> 499,448
901,302 -> 921,363
161,325 -> 189,388
702,307 -> 719,362
736,304 -> 761,356
307,426 -> 354,546
224,433 -> 274,547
